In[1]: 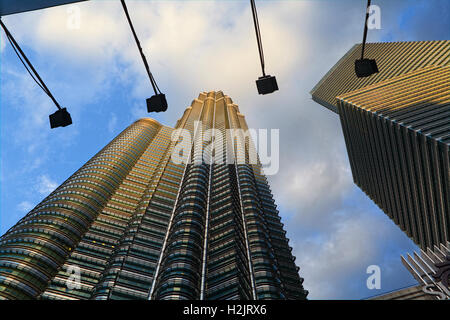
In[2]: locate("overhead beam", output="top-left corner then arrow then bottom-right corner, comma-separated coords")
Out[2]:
0,0 -> 88,16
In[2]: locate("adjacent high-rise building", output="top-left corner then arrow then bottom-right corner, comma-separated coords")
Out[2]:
311,40 -> 450,250
0,91 -> 307,300
370,241 -> 450,300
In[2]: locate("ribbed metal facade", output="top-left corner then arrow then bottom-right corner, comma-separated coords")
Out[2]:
337,65 -> 450,250
400,241 -> 450,300
311,40 -> 450,250
0,91 -> 307,300
311,40 -> 450,113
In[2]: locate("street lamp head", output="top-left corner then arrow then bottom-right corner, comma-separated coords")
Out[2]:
355,58 -> 379,78
146,93 -> 168,112
256,75 -> 279,95
49,108 -> 72,129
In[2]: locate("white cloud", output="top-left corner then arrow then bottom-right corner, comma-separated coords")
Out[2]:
17,200 -> 34,213
108,112 -> 118,133
8,1 -> 128,61
293,213 -> 387,299
37,174 -> 58,195
271,157 -> 354,228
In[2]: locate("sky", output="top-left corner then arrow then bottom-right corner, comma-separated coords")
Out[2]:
0,0 -> 449,300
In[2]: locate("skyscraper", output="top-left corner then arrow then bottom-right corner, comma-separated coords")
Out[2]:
311,41 -> 450,114
0,91 -> 307,300
311,40 -> 450,250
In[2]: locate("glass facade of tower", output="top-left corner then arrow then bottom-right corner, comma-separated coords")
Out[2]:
0,91 -> 307,300
311,40 -> 450,113
337,65 -> 450,250
311,40 -> 450,250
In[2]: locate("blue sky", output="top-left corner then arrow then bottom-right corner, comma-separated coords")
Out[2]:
1,0 -> 449,299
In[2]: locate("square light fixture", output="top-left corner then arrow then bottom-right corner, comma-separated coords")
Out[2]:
355,59 -> 379,78
146,94 -> 168,112
49,108 -> 72,129
256,75 -> 278,95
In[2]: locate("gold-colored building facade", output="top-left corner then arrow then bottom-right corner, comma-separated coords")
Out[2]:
311,40 -> 450,250
0,91 -> 307,300
311,40 -> 450,113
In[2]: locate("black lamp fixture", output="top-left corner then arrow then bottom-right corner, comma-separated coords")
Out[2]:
145,72 -> 167,113
355,58 -> 379,78
256,75 -> 279,95
121,0 -> 168,113
49,108 -> 72,128
355,0 -> 379,78
250,0 -> 278,95
146,91 -> 168,113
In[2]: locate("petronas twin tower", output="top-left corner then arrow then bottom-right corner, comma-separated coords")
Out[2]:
0,91 -> 308,300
